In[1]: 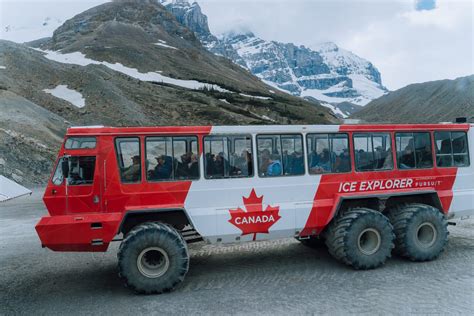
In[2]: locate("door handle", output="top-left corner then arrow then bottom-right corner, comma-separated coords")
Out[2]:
52,189 -> 57,195
93,195 -> 100,204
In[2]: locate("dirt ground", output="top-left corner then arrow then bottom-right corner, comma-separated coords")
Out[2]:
1,189 -> 473,315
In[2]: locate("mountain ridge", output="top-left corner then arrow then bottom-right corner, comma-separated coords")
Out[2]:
352,75 -> 474,123
160,0 -> 388,112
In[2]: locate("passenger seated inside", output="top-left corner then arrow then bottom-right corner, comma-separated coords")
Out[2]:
234,150 -> 252,176
417,144 -> 433,168
335,149 -> 351,172
288,151 -> 304,175
310,149 -> 331,174
266,154 -> 282,176
122,155 -> 141,182
170,151 -> 199,179
148,155 -> 172,180
207,152 -> 227,178
399,145 -> 415,169
259,149 -> 271,175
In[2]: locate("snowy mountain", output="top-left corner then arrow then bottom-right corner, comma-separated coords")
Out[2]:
160,0 -> 388,114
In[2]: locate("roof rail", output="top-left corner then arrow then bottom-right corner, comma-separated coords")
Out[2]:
69,125 -> 105,129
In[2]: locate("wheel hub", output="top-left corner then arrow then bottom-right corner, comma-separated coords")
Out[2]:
416,222 -> 437,248
137,247 -> 170,278
357,228 -> 381,255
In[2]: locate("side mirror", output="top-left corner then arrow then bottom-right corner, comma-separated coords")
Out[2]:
61,158 -> 69,179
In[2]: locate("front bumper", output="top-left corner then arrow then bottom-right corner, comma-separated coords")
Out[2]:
35,213 -> 122,252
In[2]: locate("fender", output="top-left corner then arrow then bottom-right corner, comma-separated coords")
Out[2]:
118,207 -> 198,235
331,189 -> 443,220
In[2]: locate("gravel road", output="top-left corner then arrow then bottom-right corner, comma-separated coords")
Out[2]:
1,189 -> 473,315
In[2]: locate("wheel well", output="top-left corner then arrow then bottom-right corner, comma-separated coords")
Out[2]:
119,209 -> 192,235
336,192 -> 443,218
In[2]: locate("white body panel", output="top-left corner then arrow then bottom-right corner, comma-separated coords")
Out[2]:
449,125 -> 474,219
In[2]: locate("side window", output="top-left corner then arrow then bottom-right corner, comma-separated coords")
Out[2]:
146,136 -> 199,181
52,158 -> 64,185
51,156 -> 96,185
257,134 -> 304,177
115,137 -> 141,183
354,133 -> 393,171
396,132 -> 433,169
204,135 -> 253,179
307,133 -> 350,174
65,137 -> 96,149
435,131 -> 470,167
67,156 -> 96,185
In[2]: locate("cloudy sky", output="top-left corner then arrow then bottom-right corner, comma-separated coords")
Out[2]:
1,0 -> 472,90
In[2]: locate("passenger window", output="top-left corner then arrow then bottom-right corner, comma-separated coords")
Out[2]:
354,133 -> 393,171
307,133 -> 351,174
396,132 -> 433,169
115,138 -> 141,183
435,131 -> 470,167
204,135 -> 253,179
65,137 -> 96,149
146,136 -> 199,181
257,134 -> 304,177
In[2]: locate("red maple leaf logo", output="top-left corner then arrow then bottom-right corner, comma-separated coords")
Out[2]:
228,189 -> 281,241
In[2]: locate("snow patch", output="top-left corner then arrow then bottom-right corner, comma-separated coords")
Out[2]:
34,48 -> 230,92
0,66 -> 6,69
219,99 -> 230,104
239,93 -> 272,100
153,40 -> 178,50
320,102 -> 348,118
43,85 -> 85,108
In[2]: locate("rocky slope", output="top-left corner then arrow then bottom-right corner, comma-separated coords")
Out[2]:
0,0 -> 337,185
353,75 -> 474,123
160,0 -> 387,116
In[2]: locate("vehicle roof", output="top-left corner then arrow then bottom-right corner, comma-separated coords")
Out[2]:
66,123 -> 470,136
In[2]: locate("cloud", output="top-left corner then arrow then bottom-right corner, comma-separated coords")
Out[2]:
199,0 -> 473,90
1,0 -> 472,90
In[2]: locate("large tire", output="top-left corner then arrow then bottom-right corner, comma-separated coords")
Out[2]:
118,222 -> 189,294
387,203 -> 448,261
296,235 -> 326,248
325,208 -> 394,270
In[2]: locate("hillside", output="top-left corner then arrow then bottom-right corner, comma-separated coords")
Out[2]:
0,0 -> 337,185
353,75 -> 474,123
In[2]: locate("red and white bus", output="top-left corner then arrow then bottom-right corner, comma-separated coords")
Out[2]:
36,123 -> 474,293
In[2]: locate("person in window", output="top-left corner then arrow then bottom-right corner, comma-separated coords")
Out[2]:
238,150 -> 253,176
310,149 -> 331,174
188,153 -> 199,178
418,144 -> 433,168
400,145 -> 415,169
335,149 -> 351,172
266,154 -> 282,176
290,151 -> 304,175
176,153 -> 192,178
149,155 -> 172,180
123,155 -> 141,181
212,152 -> 225,177
259,149 -> 271,175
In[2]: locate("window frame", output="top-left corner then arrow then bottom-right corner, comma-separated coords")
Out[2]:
203,134 -> 254,180
256,133 -> 305,178
145,135 -> 200,182
114,137 -> 142,184
395,131 -> 434,170
435,131 -> 470,168
353,132 -> 394,172
306,132 -> 352,175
